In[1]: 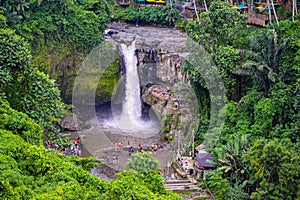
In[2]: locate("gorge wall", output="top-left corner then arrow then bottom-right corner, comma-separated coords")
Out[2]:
56,23 -> 198,148
108,23 -> 198,145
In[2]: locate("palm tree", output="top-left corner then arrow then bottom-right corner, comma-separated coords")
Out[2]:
267,0 -> 272,25
215,134 -> 250,184
193,0 -> 200,21
235,29 -> 288,95
292,0 -> 298,21
203,0 -> 208,12
270,0 -> 279,26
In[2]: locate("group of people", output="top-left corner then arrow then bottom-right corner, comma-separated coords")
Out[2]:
44,136 -> 82,156
151,143 -> 161,154
164,173 -> 179,182
116,138 -> 163,156
126,139 -> 143,155
177,156 -> 194,175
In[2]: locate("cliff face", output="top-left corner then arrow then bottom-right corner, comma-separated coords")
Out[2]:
108,23 -> 198,143
108,23 -> 188,85
50,50 -> 120,106
54,23 -> 189,108
54,23 -> 198,143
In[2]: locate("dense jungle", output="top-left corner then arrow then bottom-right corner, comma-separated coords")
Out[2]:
0,0 -> 299,199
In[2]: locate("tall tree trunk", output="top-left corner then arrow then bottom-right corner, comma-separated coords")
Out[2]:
296,0 -> 298,15
204,0 -> 208,12
193,0 -> 200,21
292,0 -> 295,21
271,0 -> 279,25
267,0 -> 272,25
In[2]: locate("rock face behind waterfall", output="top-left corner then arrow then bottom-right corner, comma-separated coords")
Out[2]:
107,22 -> 188,84
108,23 -> 197,143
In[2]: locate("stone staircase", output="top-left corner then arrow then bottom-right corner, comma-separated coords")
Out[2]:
165,179 -> 212,200
165,179 -> 199,191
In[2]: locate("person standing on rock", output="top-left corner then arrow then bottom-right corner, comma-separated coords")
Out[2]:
129,146 -> 133,156
154,144 -> 158,154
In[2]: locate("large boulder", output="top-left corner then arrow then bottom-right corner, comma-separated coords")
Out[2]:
59,114 -> 78,131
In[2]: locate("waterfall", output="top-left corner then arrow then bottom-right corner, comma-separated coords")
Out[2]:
120,40 -> 142,122
105,39 -> 160,137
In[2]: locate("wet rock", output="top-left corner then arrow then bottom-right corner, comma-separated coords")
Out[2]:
90,163 -> 120,181
59,114 -> 78,131
142,84 -> 177,107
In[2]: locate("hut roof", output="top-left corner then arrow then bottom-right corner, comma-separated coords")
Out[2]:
196,153 -> 215,168
195,144 -> 205,151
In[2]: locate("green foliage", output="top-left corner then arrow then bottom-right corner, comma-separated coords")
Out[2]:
252,97 -> 275,136
0,11 -> 7,28
214,135 -> 250,185
112,4 -> 179,26
103,171 -> 182,200
224,185 -> 248,200
0,0 -> 30,25
175,18 -> 188,31
125,151 -> 160,173
186,9 -> 299,199
203,170 -> 230,200
0,29 -> 65,130
14,0 -> 110,52
161,113 -> 174,142
0,128 -> 108,199
212,46 -> 240,100
112,5 -> 139,22
245,139 -> 300,200
237,29 -> 288,95
0,100 -> 43,145
96,58 -> 120,104
67,156 -> 99,171
140,5 -> 179,26
186,1 -> 246,51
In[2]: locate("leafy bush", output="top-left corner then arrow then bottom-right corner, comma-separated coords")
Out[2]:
203,170 -> 230,200
0,100 -> 43,145
224,185 -> 248,200
125,151 -> 160,173
0,28 -> 65,130
140,5 -> 179,26
0,128 -> 108,199
111,4 -> 179,26
103,171 -> 182,200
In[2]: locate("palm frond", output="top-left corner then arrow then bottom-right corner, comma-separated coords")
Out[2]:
239,49 -> 263,62
268,70 -> 275,82
232,68 -> 252,76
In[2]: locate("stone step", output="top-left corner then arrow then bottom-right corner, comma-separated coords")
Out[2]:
165,180 -> 201,191
165,179 -> 191,184
181,191 -> 212,200
165,184 -> 200,191
165,183 -> 196,187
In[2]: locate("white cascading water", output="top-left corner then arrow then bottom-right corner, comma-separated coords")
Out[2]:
106,40 -> 160,137
120,40 -> 142,122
